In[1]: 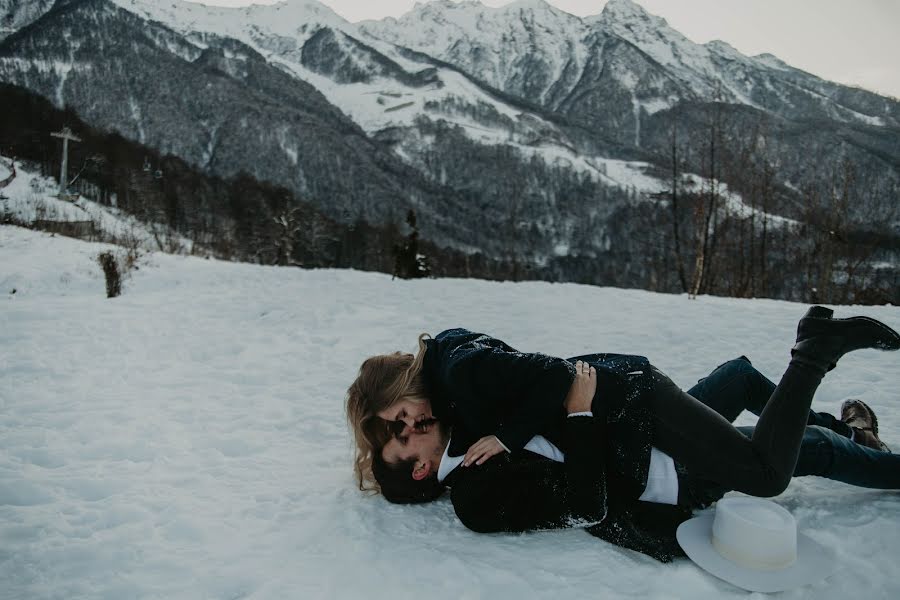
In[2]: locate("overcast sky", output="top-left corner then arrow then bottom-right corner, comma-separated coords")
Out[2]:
191,0 -> 900,99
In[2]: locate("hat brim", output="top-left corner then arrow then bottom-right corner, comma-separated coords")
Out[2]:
676,514 -> 834,593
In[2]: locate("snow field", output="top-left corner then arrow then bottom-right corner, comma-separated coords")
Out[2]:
1,225 -> 899,599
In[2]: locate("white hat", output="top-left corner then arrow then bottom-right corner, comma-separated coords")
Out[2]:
676,496 -> 834,593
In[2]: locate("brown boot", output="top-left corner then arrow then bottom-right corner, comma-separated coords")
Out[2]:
841,399 -> 891,452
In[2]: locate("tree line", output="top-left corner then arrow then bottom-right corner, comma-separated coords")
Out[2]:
642,99 -> 900,305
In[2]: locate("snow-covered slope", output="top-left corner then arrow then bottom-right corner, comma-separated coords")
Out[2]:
111,0 -> 516,128
0,156 -> 193,253
2,224 -> 900,598
112,0 -> 351,47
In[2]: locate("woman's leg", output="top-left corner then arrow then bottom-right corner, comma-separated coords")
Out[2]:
651,307 -> 900,497
650,363 -> 822,496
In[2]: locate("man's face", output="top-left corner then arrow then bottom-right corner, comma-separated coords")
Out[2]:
381,423 -> 445,482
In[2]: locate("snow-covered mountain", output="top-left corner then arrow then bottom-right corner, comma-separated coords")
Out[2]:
108,0 -> 629,187
0,0 -> 689,255
5,0 -> 896,198
0,0 -> 473,242
360,0 -> 590,109
363,0 -> 898,131
1,0 -> 898,301
592,0 -> 895,126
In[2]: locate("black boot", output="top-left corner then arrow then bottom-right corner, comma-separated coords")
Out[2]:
792,306 -> 900,372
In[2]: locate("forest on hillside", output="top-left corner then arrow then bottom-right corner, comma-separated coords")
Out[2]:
2,82 -> 898,304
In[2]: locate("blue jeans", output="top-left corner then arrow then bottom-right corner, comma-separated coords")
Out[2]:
686,356 -> 853,435
678,358 -> 900,506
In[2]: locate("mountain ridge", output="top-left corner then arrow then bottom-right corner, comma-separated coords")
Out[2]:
1,0 -> 897,303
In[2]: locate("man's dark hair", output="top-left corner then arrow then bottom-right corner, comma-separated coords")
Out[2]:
372,452 -> 446,504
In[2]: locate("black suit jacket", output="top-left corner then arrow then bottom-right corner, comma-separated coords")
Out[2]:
442,415 -> 691,562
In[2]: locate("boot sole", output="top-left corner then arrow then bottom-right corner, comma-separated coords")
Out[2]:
853,317 -> 900,351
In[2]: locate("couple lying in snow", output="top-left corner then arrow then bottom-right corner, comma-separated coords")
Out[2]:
346,307 -> 900,562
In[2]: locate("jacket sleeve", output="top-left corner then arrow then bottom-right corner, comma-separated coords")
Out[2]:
449,416 -> 606,533
448,343 -> 576,453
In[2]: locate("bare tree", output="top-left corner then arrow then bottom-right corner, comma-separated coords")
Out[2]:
273,206 -> 303,266
668,113 -> 689,293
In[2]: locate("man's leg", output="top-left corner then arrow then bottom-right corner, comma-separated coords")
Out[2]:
685,357 -> 774,422
687,357 -> 852,437
737,425 -> 900,489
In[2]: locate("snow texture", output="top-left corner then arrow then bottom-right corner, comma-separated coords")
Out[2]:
2,224 -> 899,599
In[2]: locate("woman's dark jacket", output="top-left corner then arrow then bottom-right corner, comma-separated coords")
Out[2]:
423,328 -> 691,562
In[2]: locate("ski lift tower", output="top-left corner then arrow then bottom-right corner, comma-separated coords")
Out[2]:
51,127 -> 81,197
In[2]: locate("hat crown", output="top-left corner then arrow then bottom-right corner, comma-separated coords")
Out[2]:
711,497 -> 798,570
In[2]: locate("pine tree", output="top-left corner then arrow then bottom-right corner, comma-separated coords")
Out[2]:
393,209 -> 431,279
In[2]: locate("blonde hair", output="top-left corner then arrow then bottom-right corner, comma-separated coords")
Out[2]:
346,333 -> 431,492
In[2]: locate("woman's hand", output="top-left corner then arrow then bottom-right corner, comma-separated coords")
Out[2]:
564,360 -> 596,414
463,435 -> 507,467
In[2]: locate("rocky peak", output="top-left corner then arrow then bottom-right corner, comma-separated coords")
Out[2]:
587,0 -> 675,47
263,0 -> 345,21
753,52 -> 791,71
590,0 -> 715,79
505,0 -> 554,12
403,0 -> 571,22
598,0 -> 659,24
411,0 -> 479,17
705,39 -> 746,61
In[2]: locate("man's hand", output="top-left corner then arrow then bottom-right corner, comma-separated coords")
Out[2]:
564,360 -> 596,414
463,435 -> 507,467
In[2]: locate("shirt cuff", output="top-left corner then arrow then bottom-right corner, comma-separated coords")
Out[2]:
495,436 -> 511,453
567,411 -> 593,418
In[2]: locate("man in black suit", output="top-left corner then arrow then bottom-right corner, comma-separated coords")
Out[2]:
373,357 -> 899,561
